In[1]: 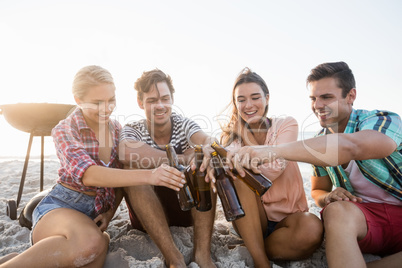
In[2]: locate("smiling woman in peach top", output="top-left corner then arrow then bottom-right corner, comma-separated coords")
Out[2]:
220,67 -> 323,267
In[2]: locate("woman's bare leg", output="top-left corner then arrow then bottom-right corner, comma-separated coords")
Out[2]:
265,212 -> 323,261
232,180 -> 270,268
0,253 -> 19,265
0,208 -> 109,268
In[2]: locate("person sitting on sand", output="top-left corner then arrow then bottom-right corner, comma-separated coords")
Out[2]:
119,69 -> 217,268
224,62 -> 402,268
0,65 -> 185,268
216,67 -> 323,267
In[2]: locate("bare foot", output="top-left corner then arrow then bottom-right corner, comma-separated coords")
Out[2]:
194,256 -> 216,268
0,253 -> 19,265
165,256 -> 187,268
166,262 -> 187,268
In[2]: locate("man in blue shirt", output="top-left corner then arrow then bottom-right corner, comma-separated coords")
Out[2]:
225,62 -> 402,267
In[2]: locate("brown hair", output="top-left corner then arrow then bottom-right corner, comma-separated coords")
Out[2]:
220,67 -> 270,146
134,69 -> 175,101
306,61 -> 355,97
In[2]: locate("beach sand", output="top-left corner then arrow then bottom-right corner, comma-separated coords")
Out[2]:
0,159 -> 381,267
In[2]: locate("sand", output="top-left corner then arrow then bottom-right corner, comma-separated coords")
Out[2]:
0,159 -> 381,267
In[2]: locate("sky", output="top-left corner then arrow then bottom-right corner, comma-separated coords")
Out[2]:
0,0 -> 401,158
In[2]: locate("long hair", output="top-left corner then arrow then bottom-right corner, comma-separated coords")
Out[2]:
220,67 -> 269,146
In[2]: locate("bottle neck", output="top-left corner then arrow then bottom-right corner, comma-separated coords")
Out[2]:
211,142 -> 228,158
211,156 -> 225,177
166,145 -> 183,170
195,153 -> 203,170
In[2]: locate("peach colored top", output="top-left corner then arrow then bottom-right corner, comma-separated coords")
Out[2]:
230,116 -> 308,222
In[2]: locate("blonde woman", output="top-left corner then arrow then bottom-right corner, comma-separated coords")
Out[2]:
0,66 -> 185,267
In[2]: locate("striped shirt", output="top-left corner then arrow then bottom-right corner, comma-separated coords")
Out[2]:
120,113 -> 201,154
313,109 -> 402,201
52,107 -> 122,214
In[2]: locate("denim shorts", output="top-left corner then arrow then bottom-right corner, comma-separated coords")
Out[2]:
32,183 -> 97,233
232,220 -> 279,239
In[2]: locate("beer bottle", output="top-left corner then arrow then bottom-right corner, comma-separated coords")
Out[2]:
192,145 -> 212,211
165,144 -> 195,211
184,165 -> 199,207
211,151 -> 245,221
211,141 -> 272,196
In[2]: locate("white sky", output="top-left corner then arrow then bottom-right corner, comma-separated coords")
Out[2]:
1,0 -> 401,157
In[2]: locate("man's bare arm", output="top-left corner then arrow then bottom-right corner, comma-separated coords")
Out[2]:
229,130 -> 397,175
311,175 -> 333,208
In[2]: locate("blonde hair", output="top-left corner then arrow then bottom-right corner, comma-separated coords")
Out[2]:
72,65 -> 115,99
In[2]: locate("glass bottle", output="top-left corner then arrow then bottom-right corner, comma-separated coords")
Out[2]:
211,151 -> 245,221
211,141 -> 272,196
192,145 -> 212,212
165,144 -> 195,211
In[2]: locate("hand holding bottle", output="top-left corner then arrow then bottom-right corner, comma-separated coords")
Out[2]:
211,142 -> 272,197
150,164 -> 186,191
189,143 -> 216,192
211,151 -> 245,221
165,144 -> 196,211
192,145 -> 213,211
225,145 -> 276,176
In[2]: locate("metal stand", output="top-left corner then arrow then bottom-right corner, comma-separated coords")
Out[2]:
7,133 -> 45,220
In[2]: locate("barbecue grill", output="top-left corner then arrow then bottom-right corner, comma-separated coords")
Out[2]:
0,103 -> 76,219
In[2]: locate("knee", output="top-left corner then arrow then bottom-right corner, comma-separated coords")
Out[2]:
322,201 -> 352,228
72,231 -> 109,266
294,213 -> 323,250
86,231 -> 109,253
322,201 -> 367,239
305,214 -> 323,247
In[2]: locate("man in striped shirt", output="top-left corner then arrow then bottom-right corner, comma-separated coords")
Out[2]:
119,69 -> 216,268
225,62 -> 401,267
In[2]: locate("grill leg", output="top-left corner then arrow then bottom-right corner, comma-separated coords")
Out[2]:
17,132 -> 34,207
40,135 -> 44,191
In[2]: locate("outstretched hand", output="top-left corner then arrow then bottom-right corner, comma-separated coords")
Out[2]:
225,146 -> 272,176
205,164 -> 217,193
151,164 -> 186,191
324,187 -> 363,204
181,147 -> 195,166
188,144 -> 217,193
189,144 -> 215,172
200,144 -> 215,172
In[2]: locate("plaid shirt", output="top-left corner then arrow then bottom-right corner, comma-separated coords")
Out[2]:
51,107 -> 122,214
313,109 -> 402,201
